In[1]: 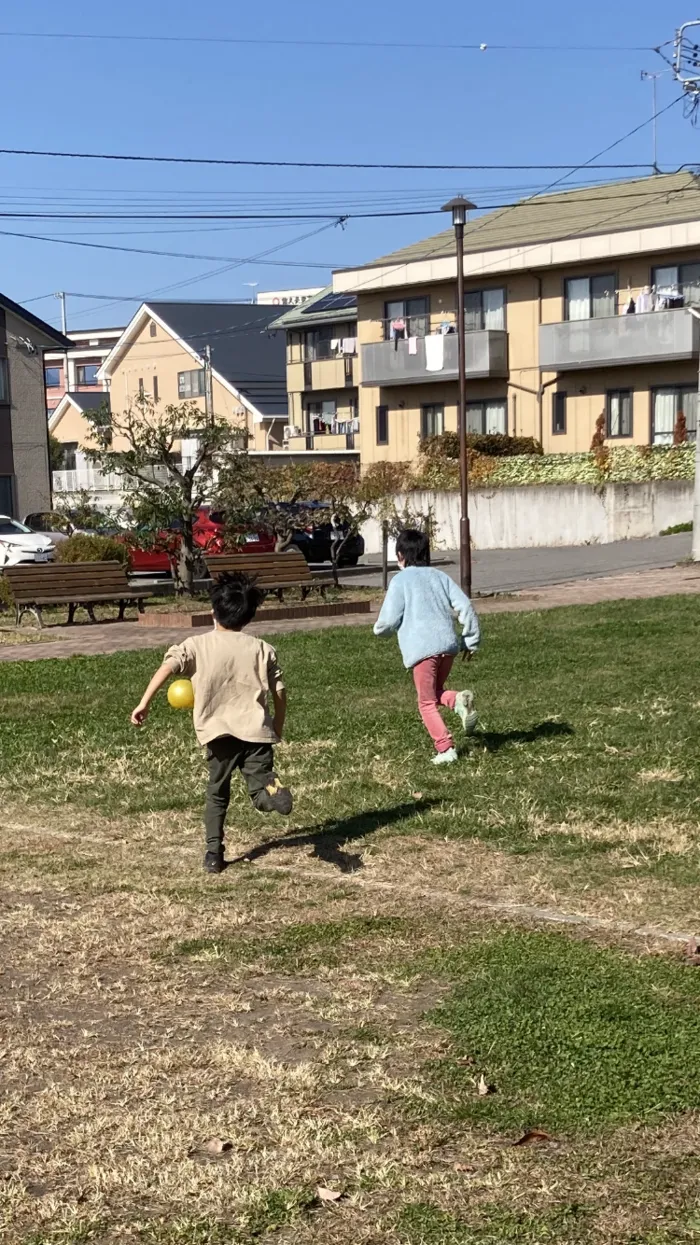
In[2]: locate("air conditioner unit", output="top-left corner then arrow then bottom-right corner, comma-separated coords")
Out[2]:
284,425 -> 302,439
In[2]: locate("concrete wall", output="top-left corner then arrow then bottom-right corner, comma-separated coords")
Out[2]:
6,313 -> 52,517
361,479 -> 693,553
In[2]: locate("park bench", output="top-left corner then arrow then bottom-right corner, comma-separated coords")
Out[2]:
5,561 -> 148,627
204,549 -> 333,600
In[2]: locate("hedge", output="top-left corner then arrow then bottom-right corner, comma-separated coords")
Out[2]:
411,444 -> 696,491
56,533 -> 130,564
420,431 -> 543,459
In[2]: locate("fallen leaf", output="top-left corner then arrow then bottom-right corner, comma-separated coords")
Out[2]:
477,1074 -> 495,1096
513,1129 -> 554,1147
453,1162 -> 475,1172
205,1137 -> 232,1155
316,1186 -> 343,1202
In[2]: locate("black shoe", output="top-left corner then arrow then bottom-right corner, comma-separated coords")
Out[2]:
254,775 -> 293,816
204,849 -> 225,874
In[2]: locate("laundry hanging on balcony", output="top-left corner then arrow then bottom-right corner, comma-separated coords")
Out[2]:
408,337 -> 418,355
424,334 -> 445,372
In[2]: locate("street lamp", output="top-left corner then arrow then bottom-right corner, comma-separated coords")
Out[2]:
442,196 -> 477,596
686,305 -> 700,561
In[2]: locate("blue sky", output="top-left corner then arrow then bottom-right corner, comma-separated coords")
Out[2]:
1,0 -> 696,329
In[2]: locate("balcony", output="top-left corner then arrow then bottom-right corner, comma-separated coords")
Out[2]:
539,308 -> 700,371
361,330 -> 508,387
53,464 -> 173,495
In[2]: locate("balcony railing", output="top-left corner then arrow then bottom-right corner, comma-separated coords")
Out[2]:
361,329 -> 508,387
53,464 -> 174,494
539,307 -> 700,371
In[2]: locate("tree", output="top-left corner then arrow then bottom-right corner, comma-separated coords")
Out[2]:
84,397 -> 249,594
215,458 -> 330,554
48,433 -> 66,473
673,411 -> 688,445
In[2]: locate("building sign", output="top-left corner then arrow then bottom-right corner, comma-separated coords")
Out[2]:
256,288 -> 323,306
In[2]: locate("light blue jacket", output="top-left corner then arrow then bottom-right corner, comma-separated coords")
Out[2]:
373,566 -> 480,669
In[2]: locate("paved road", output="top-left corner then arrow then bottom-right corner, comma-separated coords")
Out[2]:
348,533 -> 692,594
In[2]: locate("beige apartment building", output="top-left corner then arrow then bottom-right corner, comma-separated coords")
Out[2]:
274,172 -> 700,469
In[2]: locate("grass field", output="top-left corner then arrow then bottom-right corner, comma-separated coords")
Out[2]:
1,596 -> 700,1243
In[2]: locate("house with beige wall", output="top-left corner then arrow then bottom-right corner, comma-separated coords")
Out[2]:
50,300 -> 289,496
321,170 -> 700,469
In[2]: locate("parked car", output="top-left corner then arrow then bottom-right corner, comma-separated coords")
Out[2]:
0,516 -> 55,566
24,511 -> 73,546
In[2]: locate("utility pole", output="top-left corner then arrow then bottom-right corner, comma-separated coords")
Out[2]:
640,71 -> 663,172
203,344 -> 214,424
54,291 -> 69,398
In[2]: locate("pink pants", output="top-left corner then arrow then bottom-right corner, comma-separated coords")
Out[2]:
412,653 -> 457,753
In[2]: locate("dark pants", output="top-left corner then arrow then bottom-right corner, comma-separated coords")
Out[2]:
204,735 -> 289,851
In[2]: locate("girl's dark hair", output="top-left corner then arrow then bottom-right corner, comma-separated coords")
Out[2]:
396,528 -> 431,567
210,571 -> 264,629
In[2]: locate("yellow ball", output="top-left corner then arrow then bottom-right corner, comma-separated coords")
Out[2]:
167,678 -> 194,710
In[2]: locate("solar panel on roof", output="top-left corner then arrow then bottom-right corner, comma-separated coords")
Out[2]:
302,292 -> 356,314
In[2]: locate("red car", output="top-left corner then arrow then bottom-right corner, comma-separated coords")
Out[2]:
125,507 -> 274,575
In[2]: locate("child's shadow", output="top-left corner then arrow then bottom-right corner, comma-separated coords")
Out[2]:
470,719 -> 574,753
227,799 -> 436,874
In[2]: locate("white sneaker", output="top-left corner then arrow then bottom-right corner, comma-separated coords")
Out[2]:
432,747 -> 458,765
454,690 -> 478,735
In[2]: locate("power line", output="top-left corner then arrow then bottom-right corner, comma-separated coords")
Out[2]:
0,145 -> 657,172
0,30 -> 654,53
0,227 -> 342,267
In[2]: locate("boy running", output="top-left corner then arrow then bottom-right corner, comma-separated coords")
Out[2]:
373,529 -> 480,764
131,571 -> 292,872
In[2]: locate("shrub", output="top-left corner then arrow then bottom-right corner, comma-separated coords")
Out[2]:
56,533 -> 129,565
420,431 -> 543,460
0,573 -> 13,613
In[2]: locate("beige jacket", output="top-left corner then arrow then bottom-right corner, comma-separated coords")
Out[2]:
165,628 -> 285,746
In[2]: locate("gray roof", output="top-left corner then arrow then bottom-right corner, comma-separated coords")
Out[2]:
270,286 -> 357,331
341,171 -> 700,272
65,391 -> 111,412
146,301 -> 288,418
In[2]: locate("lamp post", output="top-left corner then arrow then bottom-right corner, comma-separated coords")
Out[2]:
442,196 -> 477,596
686,305 -> 700,562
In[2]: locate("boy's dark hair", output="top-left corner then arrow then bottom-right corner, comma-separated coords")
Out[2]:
396,528 -> 431,567
210,571 -> 264,629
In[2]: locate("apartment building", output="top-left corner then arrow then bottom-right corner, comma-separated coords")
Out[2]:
317,170 -> 700,467
0,292 -> 71,516
44,327 -> 123,418
270,289 -> 359,461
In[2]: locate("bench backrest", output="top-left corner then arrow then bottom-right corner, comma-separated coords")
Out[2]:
5,560 -> 131,603
205,548 -> 314,588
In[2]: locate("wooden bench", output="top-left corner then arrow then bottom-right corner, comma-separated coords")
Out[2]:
204,549 -> 333,600
5,561 -> 148,627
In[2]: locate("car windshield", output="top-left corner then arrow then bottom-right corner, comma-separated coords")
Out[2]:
0,518 -> 32,536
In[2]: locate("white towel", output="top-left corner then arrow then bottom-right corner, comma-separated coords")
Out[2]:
341,337 -> 356,354
408,336 -> 418,355
424,334 -> 444,371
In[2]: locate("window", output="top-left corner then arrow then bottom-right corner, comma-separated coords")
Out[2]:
62,442 -> 78,471
178,369 -> 206,398
652,263 -> 700,306
421,404 -> 444,439
0,358 -> 9,403
652,386 -> 698,445
565,273 -> 616,321
76,364 -> 100,386
384,296 -> 429,340
466,399 -> 507,435
552,391 -> 567,435
607,390 -> 633,438
153,375 -> 159,403
306,398 -> 336,432
303,322 -> 355,361
376,405 -> 389,445
44,366 -> 61,387
138,378 -> 144,398
0,477 -> 12,514
149,320 -> 157,337
464,287 -> 506,331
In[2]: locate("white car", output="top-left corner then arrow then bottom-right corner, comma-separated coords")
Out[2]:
0,516 -> 55,567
